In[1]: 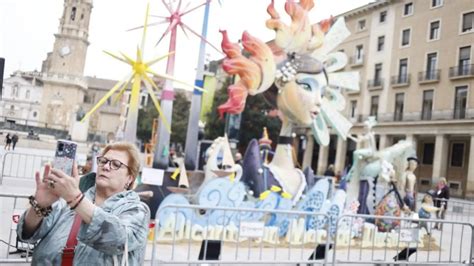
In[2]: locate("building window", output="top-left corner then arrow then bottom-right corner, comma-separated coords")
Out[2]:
355,45 -> 363,61
422,143 -> 434,165
421,90 -> 433,120
370,96 -> 379,118
450,143 -> 465,167
358,19 -> 366,31
377,36 -> 385,51
380,11 -> 387,23
71,7 -> 77,21
83,93 -> 92,103
350,100 -> 357,118
398,58 -> 408,83
431,0 -> 443,8
429,21 -> 440,40
454,86 -> 467,119
403,2 -> 413,16
459,46 -> 471,75
461,11 -> 474,33
32,111 -> 37,118
140,95 -> 147,106
374,63 -> 382,83
11,85 -> 17,97
394,93 -> 404,121
106,97 -> 112,106
25,90 -> 30,99
426,52 -> 438,78
401,29 -> 411,46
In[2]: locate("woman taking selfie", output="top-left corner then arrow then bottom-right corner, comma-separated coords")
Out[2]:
17,142 -> 150,265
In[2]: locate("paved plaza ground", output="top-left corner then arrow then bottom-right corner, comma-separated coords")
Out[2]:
0,145 -> 472,265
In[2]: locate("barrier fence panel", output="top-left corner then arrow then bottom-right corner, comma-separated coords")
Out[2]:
150,204 -> 331,265
0,152 -> 53,185
0,193 -> 33,264
417,195 -> 474,225
444,198 -> 474,225
332,213 -> 473,265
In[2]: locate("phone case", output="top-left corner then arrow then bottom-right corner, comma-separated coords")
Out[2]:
53,140 -> 77,176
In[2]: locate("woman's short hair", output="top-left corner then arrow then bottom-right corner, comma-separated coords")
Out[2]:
101,142 -> 141,181
439,177 -> 447,185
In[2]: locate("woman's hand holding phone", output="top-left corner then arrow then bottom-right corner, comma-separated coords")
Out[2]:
46,162 -> 81,203
34,164 -> 59,207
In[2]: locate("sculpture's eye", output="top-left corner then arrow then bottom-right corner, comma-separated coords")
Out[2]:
296,77 -> 325,96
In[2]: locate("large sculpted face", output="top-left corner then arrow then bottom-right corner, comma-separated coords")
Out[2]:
275,57 -> 327,126
218,0 -> 357,146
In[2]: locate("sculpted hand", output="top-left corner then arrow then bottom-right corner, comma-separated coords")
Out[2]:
46,162 -> 81,203
34,164 -> 60,207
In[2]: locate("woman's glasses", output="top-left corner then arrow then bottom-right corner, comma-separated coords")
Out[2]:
97,156 -> 129,171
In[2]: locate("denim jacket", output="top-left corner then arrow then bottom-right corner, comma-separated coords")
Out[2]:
17,186 -> 150,265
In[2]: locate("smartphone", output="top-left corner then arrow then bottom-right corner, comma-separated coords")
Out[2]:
53,140 -> 77,176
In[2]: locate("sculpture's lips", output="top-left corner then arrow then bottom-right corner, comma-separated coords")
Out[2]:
310,111 -> 319,119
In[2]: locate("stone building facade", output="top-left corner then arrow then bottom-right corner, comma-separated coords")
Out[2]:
300,0 -> 474,198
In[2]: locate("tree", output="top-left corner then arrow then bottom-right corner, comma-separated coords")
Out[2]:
203,84 -> 228,140
137,91 -> 190,149
204,77 -> 281,151
137,99 -> 157,146
170,92 -> 191,147
239,94 -> 281,151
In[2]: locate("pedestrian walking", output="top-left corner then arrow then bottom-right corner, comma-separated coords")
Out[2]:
433,177 -> 449,230
4,133 -> 12,150
12,133 -> 19,150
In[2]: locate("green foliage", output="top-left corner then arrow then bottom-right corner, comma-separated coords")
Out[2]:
170,92 -> 190,146
204,78 -> 231,140
137,100 -> 157,145
239,94 -> 281,150
136,92 -> 190,147
204,77 -> 281,151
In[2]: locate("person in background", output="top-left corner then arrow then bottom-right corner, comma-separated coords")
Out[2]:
418,194 -> 440,236
4,133 -> 12,150
324,164 -> 335,177
17,142 -> 150,265
234,152 -> 243,166
433,177 -> 449,230
12,133 -> 19,150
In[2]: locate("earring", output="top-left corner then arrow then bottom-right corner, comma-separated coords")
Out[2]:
124,183 -> 130,190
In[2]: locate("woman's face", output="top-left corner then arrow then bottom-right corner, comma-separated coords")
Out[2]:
276,73 -> 325,126
96,149 -> 132,193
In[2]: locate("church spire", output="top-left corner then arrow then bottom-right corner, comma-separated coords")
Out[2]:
42,0 -> 93,76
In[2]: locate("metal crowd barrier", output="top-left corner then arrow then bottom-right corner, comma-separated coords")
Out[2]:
333,213 -> 474,265
0,152 -> 53,185
417,194 -> 474,225
443,198 -> 474,225
150,204 -> 331,265
0,193 -> 33,264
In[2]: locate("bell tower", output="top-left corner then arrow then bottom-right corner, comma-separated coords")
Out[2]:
39,0 -> 93,137
42,0 -> 92,75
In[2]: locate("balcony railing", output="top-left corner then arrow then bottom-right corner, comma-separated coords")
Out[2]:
357,108 -> 474,123
418,70 -> 440,83
367,78 -> 384,90
390,74 -> 410,87
449,64 -> 474,79
350,55 -> 364,66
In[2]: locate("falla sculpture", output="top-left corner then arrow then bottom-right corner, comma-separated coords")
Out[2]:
156,0 -> 424,249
